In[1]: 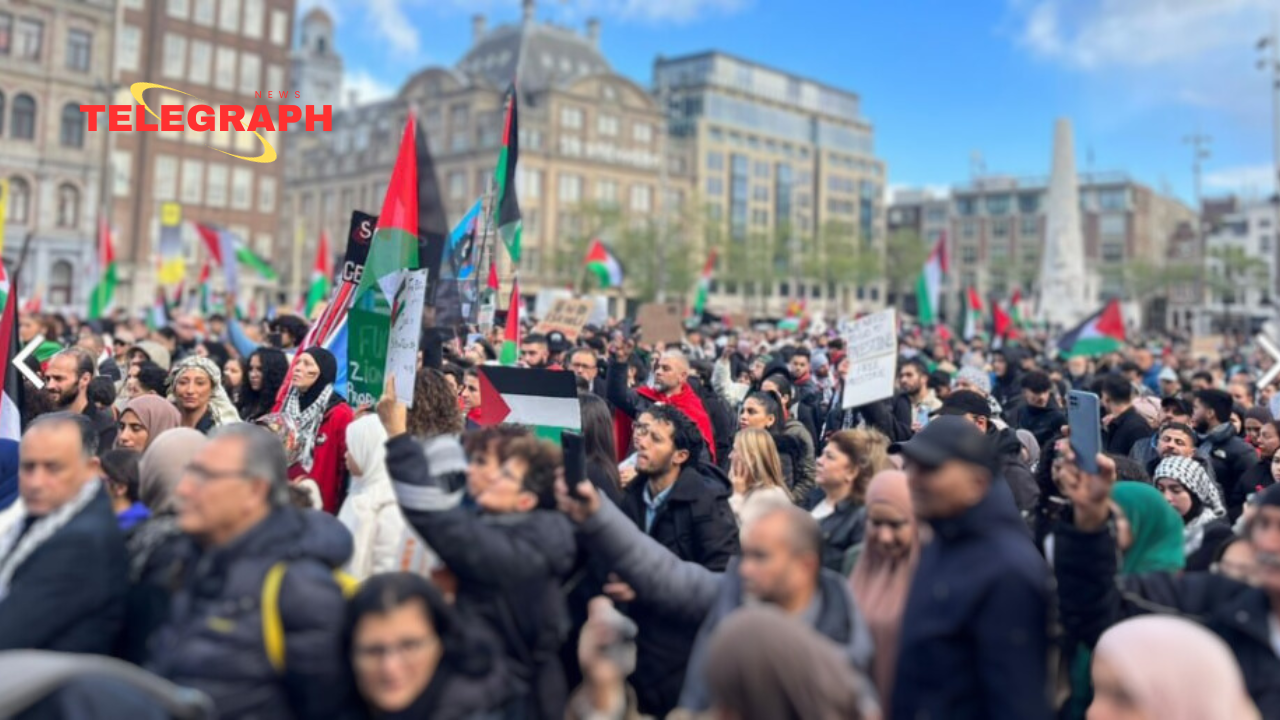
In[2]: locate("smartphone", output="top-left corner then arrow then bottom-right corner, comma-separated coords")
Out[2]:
1066,390 -> 1102,475
562,430 -> 587,500
915,405 -> 932,428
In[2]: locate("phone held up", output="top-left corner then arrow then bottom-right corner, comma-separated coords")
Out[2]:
1066,390 -> 1102,476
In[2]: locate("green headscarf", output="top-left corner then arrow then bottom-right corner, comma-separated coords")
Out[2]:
1113,481 -> 1185,575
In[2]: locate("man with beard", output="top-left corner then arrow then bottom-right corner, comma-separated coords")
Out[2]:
899,357 -> 941,430
1194,388 -> 1257,520
1008,371 -> 1066,448
1100,374 -> 1153,457
1065,355 -> 1094,391
1133,422 -> 1214,481
43,349 -> 115,452
519,333 -> 557,370
614,404 -> 738,716
607,344 -> 717,461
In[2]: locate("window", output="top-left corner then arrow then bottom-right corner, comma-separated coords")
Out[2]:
706,177 -> 723,195
560,107 -> 583,130
517,168 -> 541,200
752,185 -> 769,202
985,194 -> 1010,215
55,184 -> 79,228
447,171 -> 464,200
7,178 -> 28,223
1020,215 -> 1038,236
1099,214 -> 1126,237
231,168 -> 252,210
167,0 -> 189,19
633,123 -> 652,143
449,105 -> 469,152
162,34 -> 186,79
181,159 -> 204,204
1098,188 -> 1128,211
992,218 -> 1008,238
194,0 -> 215,26
243,0 -> 264,39
1018,193 -> 1039,215
60,103 -> 84,147
474,171 -> 487,197
239,52 -> 260,94
16,18 -> 42,61
49,261 -> 73,306
215,47 -> 236,91
753,161 -> 769,179
990,242 -> 1008,261
1261,235 -> 1272,253
265,9 -> 287,46
219,0 -> 240,32
596,180 -> 618,205
751,209 -> 768,226
0,14 -> 10,56
1101,240 -> 1125,263
630,185 -> 652,213
66,29 -> 91,71
12,94 -> 36,140
118,25 -> 141,72
707,152 -> 724,171
266,64 -> 283,93
827,176 -> 855,193
559,174 -> 582,203
259,176 -> 276,213
597,114 -> 618,136
708,204 -> 723,221
956,197 -> 976,216
206,163 -> 227,207
961,218 -> 976,239
155,155 -> 179,201
111,150 -> 131,197
960,245 -> 978,264
188,40 -> 211,85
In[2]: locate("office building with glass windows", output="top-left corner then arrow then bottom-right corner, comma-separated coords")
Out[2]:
655,51 -> 887,316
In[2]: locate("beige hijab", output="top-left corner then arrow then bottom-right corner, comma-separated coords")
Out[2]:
138,428 -> 208,514
849,469 -> 919,704
1094,615 -> 1259,720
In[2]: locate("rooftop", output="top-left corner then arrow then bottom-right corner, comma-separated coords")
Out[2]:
457,9 -> 610,93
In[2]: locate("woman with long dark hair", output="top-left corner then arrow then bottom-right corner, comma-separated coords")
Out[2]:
238,348 -> 289,422
738,390 -> 805,500
578,393 -> 622,503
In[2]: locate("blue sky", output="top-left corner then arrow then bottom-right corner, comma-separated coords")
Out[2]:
307,0 -> 1278,207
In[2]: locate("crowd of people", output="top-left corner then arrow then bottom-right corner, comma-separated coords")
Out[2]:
1,306 -> 1279,720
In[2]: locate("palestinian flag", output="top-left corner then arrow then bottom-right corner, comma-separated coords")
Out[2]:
0,260 -> 22,442
475,365 -> 581,443
1010,288 -> 1026,330
1058,299 -> 1126,358
494,85 -> 522,263
87,212 -> 117,320
583,239 -> 623,289
307,230 -> 332,317
963,287 -> 983,341
499,278 -> 520,366
692,250 -> 716,318
993,300 -> 1015,342
915,233 -> 947,325
195,223 -> 278,295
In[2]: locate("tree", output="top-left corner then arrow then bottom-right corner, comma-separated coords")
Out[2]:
883,228 -> 930,312
803,220 -> 880,304
1205,246 -> 1269,333
552,200 -> 695,303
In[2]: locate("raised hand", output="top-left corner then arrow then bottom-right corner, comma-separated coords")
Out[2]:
376,375 -> 408,437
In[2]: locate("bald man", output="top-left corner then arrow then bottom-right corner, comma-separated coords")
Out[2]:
607,344 -> 718,460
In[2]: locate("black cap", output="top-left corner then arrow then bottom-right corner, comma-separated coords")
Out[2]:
889,416 -> 992,469
547,331 -> 570,354
938,390 -> 992,419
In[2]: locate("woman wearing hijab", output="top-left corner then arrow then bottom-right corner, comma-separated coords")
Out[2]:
848,469 -> 918,708
1090,615 -> 1260,720
116,395 -> 182,452
704,607 -> 879,720
167,356 -> 240,433
337,415 -> 436,580
1152,456 -> 1235,571
238,348 -> 289,422
282,347 -> 354,514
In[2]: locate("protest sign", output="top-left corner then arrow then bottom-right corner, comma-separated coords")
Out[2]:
842,308 -> 898,410
636,302 -> 685,345
533,298 -> 593,342
382,269 -> 427,407
342,211 -> 377,285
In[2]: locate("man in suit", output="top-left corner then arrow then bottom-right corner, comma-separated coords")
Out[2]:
0,412 -> 127,654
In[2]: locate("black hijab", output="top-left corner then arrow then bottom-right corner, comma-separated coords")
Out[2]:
299,347 -> 339,411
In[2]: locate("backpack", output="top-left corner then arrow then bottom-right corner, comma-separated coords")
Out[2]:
261,561 -> 360,673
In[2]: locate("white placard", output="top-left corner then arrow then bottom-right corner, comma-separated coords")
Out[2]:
842,308 -> 897,410
384,269 -> 427,407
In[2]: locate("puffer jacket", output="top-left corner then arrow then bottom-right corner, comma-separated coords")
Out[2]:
782,418 -> 817,501
803,488 -> 868,573
1199,422 -> 1259,521
336,469 -> 436,580
147,507 -> 353,720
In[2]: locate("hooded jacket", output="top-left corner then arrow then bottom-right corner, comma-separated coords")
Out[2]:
1199,422 -> 1259,521
1009,400 -> 1066,450
892,482 -> 1053,720
1104,406 -> 1153,457
147,507 -> 353,720
992,425 -> 1040,521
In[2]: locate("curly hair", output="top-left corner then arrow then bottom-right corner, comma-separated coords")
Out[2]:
499,435 -> 563,510
824,428 -> 892,504
407,367 -> 463,438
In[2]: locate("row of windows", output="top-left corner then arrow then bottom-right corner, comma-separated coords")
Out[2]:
955,189 -> 1127,217
154,0 -> 290,46
707,126 -> 814,160
708,279 -> 880,302
558,106 -> 654,144
4,177 -> 83,229
139,33 -> 285,96
0,93 -> 88,147
0,14 -> 92,71
147,154 -> 272,212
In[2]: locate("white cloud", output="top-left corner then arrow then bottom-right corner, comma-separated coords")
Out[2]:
342,70 -> 398,106
1205,165 -> 1278,195
1013,0 -> 1272,70
368,0 -> 420,56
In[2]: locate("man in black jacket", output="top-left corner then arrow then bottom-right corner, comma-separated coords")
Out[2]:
382,401 -> 574,720
1100,373 -> 1152,456
0,413 -> 126,654
1009,370 -> 1066,449
1194,388 -> 1258,521
1053,452 -> 1280,717
938,390 -> 1039,520
616,404 -> 740,716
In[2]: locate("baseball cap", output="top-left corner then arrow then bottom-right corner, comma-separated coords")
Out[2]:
889,416 -> 992,469
1158,367 -> 1178,383
938,390 -> 993,419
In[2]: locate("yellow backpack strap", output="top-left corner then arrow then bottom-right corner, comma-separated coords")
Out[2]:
261,561 -> 288,674
332,569 -> 360,599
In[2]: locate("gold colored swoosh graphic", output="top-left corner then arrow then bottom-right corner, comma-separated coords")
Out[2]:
129,81 -> 277,164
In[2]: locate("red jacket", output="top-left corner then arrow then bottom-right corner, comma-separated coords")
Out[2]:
288,402 -> 354,514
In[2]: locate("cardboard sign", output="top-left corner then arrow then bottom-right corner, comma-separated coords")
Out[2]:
533,298 -> 593,342
842,308 -> 898,409
636,302 -> 685,345
1191,334 -> 1224,361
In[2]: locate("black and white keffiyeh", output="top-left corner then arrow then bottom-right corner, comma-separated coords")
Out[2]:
1153,455 -> 1225,555
0,479 -> 102,600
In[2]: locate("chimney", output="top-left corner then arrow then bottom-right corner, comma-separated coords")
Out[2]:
586,17 -> 600,47
472,14 -> 487,43
523,0 -> 535,24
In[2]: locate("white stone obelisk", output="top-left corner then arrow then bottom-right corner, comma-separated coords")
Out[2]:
1036,118 -> 1095,328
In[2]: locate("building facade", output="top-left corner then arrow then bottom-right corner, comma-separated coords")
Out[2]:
654,51 -> 888,316
1191,200 -> 1280,334
290,7 -> 341,107
108,0 -> 296,308
0,0 -> 115,311
284,1 -> 676,309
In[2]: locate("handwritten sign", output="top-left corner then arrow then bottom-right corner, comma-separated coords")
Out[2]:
842,308 -> 898,410
636,302 -> 685,345
384,269 -> 427,407
533,298 -> 593,342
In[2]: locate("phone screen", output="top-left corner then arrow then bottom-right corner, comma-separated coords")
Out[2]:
1066,390 -> 1102,475
562,430 -> 586,499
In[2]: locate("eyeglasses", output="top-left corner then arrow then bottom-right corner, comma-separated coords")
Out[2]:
183,463 -> 249,485
352,636 -> 437,666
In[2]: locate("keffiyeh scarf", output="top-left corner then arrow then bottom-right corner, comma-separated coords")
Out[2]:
0,479 -> 102,600
283,384 -> 335,472
168,356 -> 241,427
1153,455 -> 1225,555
